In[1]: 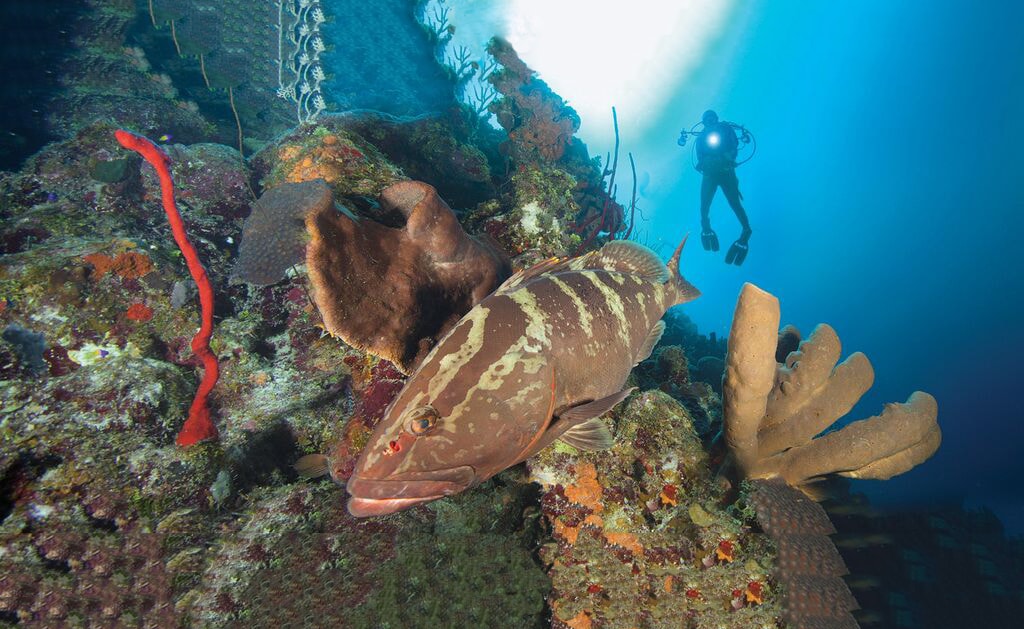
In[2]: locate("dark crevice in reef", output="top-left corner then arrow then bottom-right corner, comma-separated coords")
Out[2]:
508,478 -> 551,629
37,555 -> 73,575
222,381 -> 350,495
0,454 -> 62,525
226,422 -> 304,493
85,513 -> 119,533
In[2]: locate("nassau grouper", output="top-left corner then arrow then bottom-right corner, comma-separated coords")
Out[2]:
302,238 -> 700,517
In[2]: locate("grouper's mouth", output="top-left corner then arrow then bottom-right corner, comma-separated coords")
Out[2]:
345,465 -> 476,517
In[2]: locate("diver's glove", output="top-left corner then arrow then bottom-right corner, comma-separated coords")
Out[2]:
725,229 -> 751,266
701,227 -> 719,252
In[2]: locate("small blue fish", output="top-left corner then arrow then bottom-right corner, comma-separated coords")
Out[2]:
46,192 -> 58,203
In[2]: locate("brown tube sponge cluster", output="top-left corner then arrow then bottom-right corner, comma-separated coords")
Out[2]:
723,283 -> 941,489
305,180 -> 511,374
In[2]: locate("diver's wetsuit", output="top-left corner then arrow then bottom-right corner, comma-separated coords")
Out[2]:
696,122 -> 751,242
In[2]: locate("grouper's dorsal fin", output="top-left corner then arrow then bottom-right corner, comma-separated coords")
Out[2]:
557,387 -> 636,450
587,240 -> 668,283
495,255 -> 587,295
496,242 -> 665,295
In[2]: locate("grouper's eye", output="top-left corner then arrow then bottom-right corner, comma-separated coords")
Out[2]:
405,406 -> 439,436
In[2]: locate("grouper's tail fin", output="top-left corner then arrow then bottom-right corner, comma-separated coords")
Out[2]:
667,234 -> 701,306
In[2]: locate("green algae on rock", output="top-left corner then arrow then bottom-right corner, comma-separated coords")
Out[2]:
183,479 -> 549,628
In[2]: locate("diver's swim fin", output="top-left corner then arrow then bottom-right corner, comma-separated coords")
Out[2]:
725,239 -> 748,265
701,229 -> 719,252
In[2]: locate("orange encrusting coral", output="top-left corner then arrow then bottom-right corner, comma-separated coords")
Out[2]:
83,251 -> 153,280
604,531 -> 644,556
125,303 -> 154,321
532,392 -> 784,628
563,610 -> 593,629
279,134 -> 367,185
563,462 -> 604,512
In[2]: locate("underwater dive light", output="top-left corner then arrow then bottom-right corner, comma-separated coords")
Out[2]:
706,132 -> 721,148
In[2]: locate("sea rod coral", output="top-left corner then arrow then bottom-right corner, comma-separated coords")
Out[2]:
114,129 -> 221,446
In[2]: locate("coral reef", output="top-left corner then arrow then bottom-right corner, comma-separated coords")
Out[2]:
322,356 -> 409,484
317,0 -> 455,115
749,479 -> 860,628
305,180 -> 511,373
633,345 -> 721,439
250,122 -> 405,201
0,2 -> 973,627
472,37 -> 627,258
41,1 -> 213,154
135,0 -> 461,150
230,180 -> 333,286
341,109 -> 502,210
0,471 -> 184,627
135,0 -> 306,148
184,478 -> 549,628
529,391 -> 781,629
482,164 -> 584,257
487,37 -> 581,165
823,486 -> 1024,627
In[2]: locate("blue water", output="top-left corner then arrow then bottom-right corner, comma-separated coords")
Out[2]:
644,1 -> 1024,530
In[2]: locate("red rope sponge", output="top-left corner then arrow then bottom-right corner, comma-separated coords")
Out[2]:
115,130 -> 220,446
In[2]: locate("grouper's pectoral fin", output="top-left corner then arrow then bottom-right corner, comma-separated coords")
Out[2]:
557,387 -> 636,451
560,387 -> 636,424
515,385 -> 634,464
558,417 -> 615,451
511,365 -> 559,465
634,320 -> 666,365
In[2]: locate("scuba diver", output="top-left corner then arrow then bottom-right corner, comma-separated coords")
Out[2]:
678,110 -> 754,265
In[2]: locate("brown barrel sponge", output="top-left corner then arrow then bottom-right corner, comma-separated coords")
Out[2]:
305,180 -> 511,374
